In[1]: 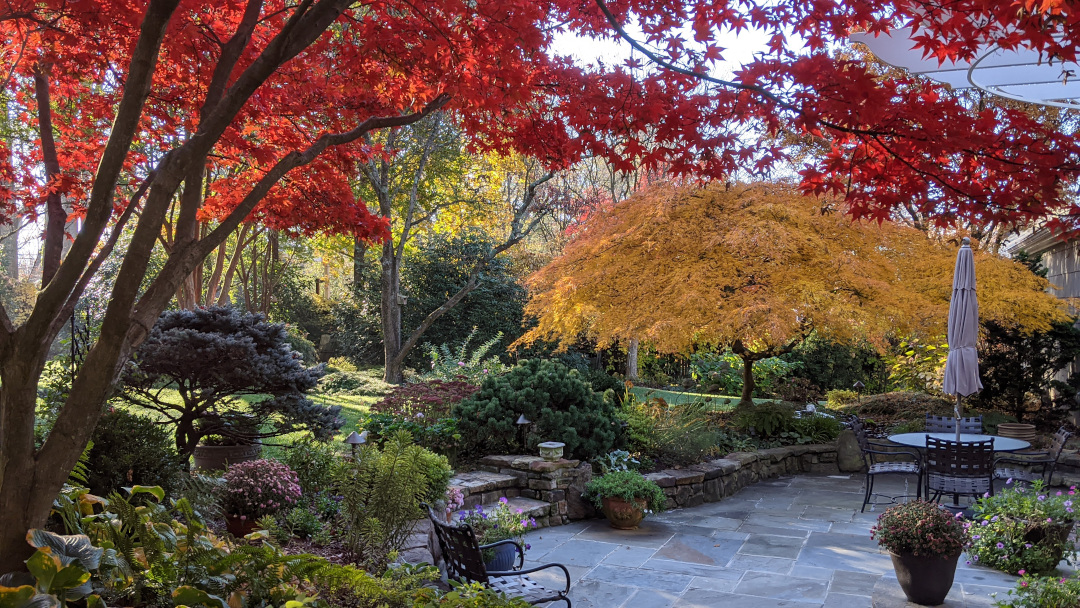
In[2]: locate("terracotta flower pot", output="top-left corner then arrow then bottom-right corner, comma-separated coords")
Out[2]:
225,514 -> 258,537
890,550 -> 961,605
601,496 -> 647,530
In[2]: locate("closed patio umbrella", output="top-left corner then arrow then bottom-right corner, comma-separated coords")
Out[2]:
942,237 -> 983,441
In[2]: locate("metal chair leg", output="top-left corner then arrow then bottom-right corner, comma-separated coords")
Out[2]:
862,474 -> 874,512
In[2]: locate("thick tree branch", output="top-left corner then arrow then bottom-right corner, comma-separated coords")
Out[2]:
22,0 -> 181,348
33,64 -> 65,288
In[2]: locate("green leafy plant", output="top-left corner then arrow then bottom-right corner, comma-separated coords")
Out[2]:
621,397 -> 719,466
316,368 -> 394,396
411,581 -> 533,607
968,480 -> 1079,574
283,507 -> 324,540
85,408 -> 186,497
335,431 -> 439,571
715,429 -> 757,455
276,436 -> 341,498
993,571 -> 1080,608
360,413 -> 463,457
423,328 -> 510,384
594,450 -> 639,475
792,413 -> 843,443
826,389 -> 859,408
734,401 -> 797,438
452,359 -> 620,460
887,338 -> 949,395
584,470 -> 667,513
871,500 -> 968,557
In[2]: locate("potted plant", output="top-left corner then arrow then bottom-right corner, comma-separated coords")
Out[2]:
584,469 -> 667,530
192,415 -> 263,471
871,500 -> 969,605
968,480 -> 1078,575
222,458 -> 302,537
458,498 -> 538,571
994,571 -> 1080,607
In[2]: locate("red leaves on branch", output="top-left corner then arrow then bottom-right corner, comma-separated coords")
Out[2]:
2,0 -> 1080,236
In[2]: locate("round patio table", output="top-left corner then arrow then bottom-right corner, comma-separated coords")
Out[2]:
888,432 -> 1030,452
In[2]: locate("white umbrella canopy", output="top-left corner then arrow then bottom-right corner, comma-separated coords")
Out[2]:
942,237 -> 983,440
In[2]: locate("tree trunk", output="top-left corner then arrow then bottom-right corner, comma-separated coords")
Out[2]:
34,66 -> 66,288
353,237 -> 366,292
739,354 -> 756,407
0,367 -> 52,572
627,338 -> 639,381
381,240 -> 403,383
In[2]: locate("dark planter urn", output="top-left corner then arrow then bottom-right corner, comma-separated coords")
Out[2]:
225,514 -> 259,537
1016,520 -> 1075,573
601,496 -> 646,530
484,543 -> 519,572
890,551 -> 961,605
192,443 -> 261,471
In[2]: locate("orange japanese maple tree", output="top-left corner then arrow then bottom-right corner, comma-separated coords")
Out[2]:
2,0 -> 1080,566
518,183 -> 1069,405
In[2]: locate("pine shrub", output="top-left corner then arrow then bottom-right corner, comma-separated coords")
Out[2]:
451,359 -> 620,459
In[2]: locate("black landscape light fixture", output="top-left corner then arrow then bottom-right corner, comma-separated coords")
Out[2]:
853,380 -> 865,403
516,414 -> 532,453
345,430 -> 368,457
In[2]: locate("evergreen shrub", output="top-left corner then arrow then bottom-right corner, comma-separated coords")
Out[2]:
452,359 -> 620,459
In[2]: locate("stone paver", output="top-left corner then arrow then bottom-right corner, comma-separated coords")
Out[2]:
522,473 -> 1039,607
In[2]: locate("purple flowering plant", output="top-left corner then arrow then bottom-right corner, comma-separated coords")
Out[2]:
459,498 -> 538,558
222,458 -> 302,520
992,571 -> 1080,608
969,480 -> 1078,575
871,500 -> 969,558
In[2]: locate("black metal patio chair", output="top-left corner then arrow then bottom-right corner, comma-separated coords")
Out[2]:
423,504 -> 572,606
925,436 -> 994,506
851,418 -> 922,512
995,427 -> 1072,485
925,414 -> 983,435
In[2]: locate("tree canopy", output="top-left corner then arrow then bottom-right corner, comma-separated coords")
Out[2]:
519,183 -> 1069,401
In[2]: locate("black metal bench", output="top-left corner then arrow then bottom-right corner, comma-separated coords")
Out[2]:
423,504 -> 572,606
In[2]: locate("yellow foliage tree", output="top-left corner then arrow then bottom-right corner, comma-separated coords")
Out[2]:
518,182 -> 1068,405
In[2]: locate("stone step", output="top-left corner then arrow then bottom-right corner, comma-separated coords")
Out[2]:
453,496 -> 552,525
449,471 -> 521,496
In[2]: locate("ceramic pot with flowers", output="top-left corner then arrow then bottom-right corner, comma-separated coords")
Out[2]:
222,458 -> 302,536
872,500 -> 968,605
967,480 -> 1079,574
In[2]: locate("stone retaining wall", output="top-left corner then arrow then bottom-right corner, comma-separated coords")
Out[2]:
643,444 -> 839,509
457,444 -> 839,525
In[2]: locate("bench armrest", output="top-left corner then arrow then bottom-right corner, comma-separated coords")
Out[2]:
488,563 -> 572,594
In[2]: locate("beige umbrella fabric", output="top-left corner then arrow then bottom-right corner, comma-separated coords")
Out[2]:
942,237 -> 983,440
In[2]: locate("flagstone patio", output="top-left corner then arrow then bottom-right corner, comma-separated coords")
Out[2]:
521,474 -> 1049,608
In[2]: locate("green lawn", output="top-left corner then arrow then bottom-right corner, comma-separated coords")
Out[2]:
114,389 -> 380,459
628,387 -> 770,409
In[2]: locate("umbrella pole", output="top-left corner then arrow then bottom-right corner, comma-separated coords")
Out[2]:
955,395 -> 962,441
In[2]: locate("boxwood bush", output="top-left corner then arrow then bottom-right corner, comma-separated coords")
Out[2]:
451,359 -> 620,459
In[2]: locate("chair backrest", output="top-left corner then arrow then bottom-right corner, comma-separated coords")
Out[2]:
958,416 -> 983,434
925,414 -> 983,434
1050,427 -> 1073,461
925,435 -> 994,479
850,418 -> 871,452
423,504 -> 489,584
925,414 -> 953,433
